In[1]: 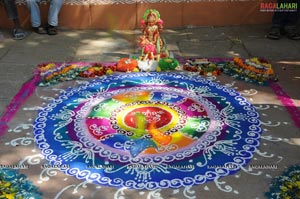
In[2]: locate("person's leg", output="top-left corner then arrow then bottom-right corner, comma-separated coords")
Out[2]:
284,1 -> 300,39
47,0 -> 63,35
267,0 -> 289,39
12,19 -> 27,40
271,12 -> 288,29
2,0 -> 19,20
2,0 -> 27,40
26,0 -> 47,34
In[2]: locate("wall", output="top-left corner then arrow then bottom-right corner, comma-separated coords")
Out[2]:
0,0 -> 274,30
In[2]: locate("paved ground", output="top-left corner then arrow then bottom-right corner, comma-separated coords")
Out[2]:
0,25 -> 300,116
0,25 -> 300,199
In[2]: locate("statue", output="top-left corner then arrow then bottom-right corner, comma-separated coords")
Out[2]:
139,9 -> 169,61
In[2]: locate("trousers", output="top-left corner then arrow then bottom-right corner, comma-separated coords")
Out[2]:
26,0 -> 63,27
2,0 -> 18,20
272,0 -> 300,28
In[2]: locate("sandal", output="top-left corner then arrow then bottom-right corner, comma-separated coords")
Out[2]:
267,27 -> 281,40
47,26 -> 58,35
33,26 -> 47,34
12,29 -> 27,40
285,27 -> 300,40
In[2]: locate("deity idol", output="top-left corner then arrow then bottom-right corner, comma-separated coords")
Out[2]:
139,9 -> 169,61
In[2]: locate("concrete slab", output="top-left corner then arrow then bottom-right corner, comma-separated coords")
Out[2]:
243,38 -> 300,61
221,25 -> 269,41
0,99 -> 10,115
291,38 -> 300,52
184,26 -> 229,41
1,32 -> 78,64
0,47 -> 9,60
75,30 -> 136,61
0,62 -> 35,115
178,40 -> 234,57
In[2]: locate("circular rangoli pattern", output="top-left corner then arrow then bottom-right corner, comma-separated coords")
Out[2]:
34,72 -> 262,189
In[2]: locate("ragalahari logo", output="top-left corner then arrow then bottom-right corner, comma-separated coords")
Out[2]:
260,2 -> 298,12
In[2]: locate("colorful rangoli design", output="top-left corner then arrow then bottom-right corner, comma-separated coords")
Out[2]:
34,72 -> 262,189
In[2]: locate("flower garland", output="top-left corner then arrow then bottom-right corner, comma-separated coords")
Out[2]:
265,165 -> 300,199
78,64 -> 117,78
234,57 -> 274,75
38,62 -> 80,86
37,57 -> 277,86
222,57 -> 277,85
0,168 -> 42,199
183,58 -> 222,76
37,58 -> 182,86
38,62 -> 118,86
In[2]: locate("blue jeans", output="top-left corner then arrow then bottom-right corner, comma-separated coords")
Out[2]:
26,0 -> 63,27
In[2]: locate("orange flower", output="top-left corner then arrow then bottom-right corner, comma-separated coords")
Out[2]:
267,69 -> 274,75
117,58 -> 138,72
